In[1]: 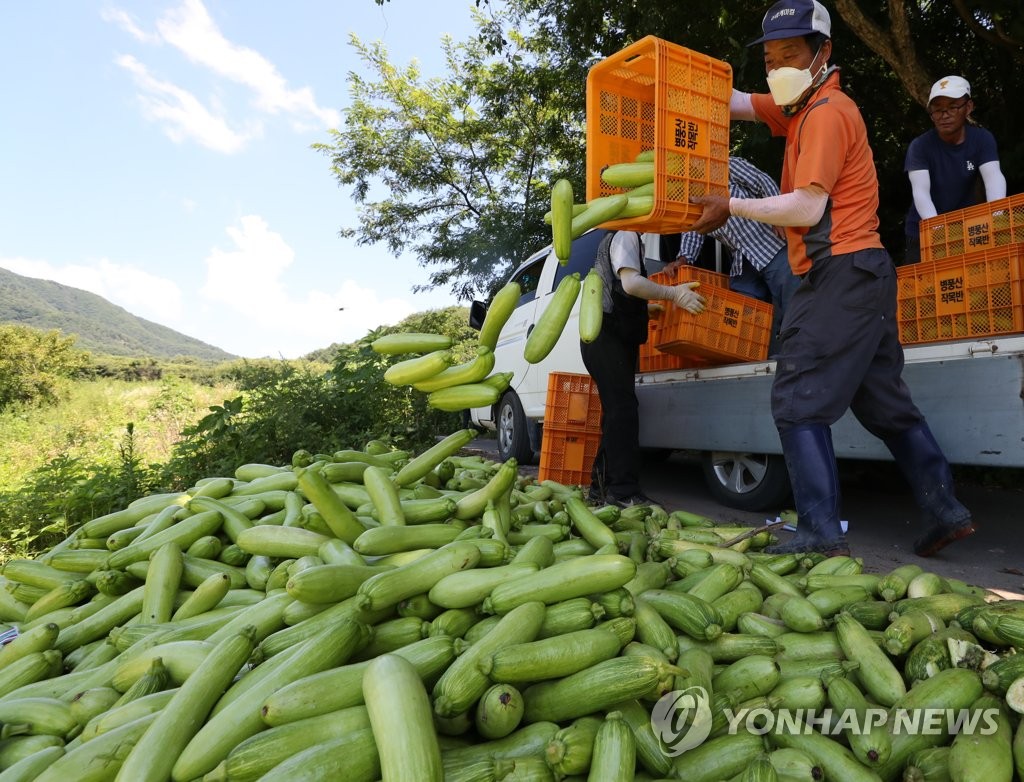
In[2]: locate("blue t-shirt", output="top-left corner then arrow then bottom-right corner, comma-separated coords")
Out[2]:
904,125 -> 1000,237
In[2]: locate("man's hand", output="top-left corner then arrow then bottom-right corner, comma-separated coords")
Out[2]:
672,281 -> 705,314
647,302 -> 665,315
688,195 -> 731,234
662,256 -> 689,276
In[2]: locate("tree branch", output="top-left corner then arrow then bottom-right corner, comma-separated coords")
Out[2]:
950,0 -> 1024,65
832,0 -> 933,106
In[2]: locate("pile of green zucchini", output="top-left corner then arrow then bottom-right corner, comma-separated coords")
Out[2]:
1,431 -> 1024,782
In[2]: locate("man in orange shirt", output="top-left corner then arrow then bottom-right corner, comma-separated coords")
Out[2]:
690,0 -> 974,558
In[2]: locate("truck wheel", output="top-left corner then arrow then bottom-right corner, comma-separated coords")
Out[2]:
497,392 -> 533,464
700,451 -> 791,512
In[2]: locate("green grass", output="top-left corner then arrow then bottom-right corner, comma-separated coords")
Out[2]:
0,377 -> 232,493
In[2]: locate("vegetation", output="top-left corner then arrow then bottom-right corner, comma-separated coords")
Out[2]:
0,324 -> 89,410
0,308 -> 474,560
347,0 -> 1022,296
0,266 -> 235,360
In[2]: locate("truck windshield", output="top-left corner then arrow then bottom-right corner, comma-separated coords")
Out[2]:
553,229 -> 609,287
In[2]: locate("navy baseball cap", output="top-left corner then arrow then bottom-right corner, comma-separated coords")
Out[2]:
748,0 -> 832,45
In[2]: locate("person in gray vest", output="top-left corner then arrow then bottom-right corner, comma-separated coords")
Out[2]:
584,231 -> 704,507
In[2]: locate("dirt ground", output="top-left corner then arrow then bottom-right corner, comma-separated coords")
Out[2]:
465,438 -> 1024,599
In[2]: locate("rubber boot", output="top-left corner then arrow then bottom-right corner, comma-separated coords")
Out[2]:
765,425 -> 850,556
884,421 -> 974,557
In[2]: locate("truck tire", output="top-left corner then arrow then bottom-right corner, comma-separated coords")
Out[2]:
497,392 -> 534,464
700,451 -> 791,512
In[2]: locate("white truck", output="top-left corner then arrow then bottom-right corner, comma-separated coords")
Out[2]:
468,229 -> 1024,511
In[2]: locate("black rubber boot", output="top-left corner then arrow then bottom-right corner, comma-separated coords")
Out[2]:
884,421 -> 974,557
765,425 -> 850,557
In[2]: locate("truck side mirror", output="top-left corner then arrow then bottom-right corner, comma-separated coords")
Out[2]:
469,300 -> 487,331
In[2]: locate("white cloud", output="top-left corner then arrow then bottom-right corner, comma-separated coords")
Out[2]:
105,0 -> 339,152
197,216 -> 426,358
115,54 -> 260,154
0,255 -> 184,325
101,7 -> 160,44
157,0 -> 341,128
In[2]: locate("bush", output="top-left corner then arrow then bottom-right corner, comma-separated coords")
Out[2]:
0,324 -> 89,411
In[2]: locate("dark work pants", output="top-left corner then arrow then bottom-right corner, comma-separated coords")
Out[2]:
771,247 -> 923,438
581,327 -> 641,499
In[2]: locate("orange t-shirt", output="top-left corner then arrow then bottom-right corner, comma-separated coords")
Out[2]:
751,72 -> 883,275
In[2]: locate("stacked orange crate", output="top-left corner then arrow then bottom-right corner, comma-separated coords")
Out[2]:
900,194 -> 1024,345
538,372 -> 603,486
585,36 -> 731,234
896,246 -> 1024,344
640,267 -> 729,372
651,266 -> 772,364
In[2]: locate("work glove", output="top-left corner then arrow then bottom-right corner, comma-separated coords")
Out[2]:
671,281 -> 705,314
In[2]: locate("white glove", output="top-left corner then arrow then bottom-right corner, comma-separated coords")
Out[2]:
671,282 -> 705,314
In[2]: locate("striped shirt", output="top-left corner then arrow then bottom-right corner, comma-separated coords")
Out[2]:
677,157 -> 786,275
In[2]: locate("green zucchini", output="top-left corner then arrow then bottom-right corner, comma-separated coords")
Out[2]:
483,554 -> 636,615
433,601 -> 546,718
364,654 -> 443,781
578,269 -> 603,344
523,273 -> 581,364
113,625 -> 257,781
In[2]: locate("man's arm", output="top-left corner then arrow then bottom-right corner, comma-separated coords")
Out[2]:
689,186 -> 828,234
907,169 -> 937,219
730,89 -> 757,121
979,160 -> 1007,202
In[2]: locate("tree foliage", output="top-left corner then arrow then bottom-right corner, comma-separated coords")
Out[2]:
316,13 -> 586,301
349,0 -> 1021,286
159,306 -> 473,489
0,324 -> 89,411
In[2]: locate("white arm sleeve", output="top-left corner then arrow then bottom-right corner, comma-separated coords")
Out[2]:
908,169 -> 937,219
730,89 -> 756,121
980,160 -> 1007,202
619,268 -> 676,301
729,186 -> 829,227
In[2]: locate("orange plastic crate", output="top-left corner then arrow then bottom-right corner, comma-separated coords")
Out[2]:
654,283 -> 772,364
896,246 -> 1024,344
640,309 -> 711,372
649,265 -> 729,290
543,372 -> 602,430
538,425 -> 602,486
920,193 -> 1024,263
585,36 -> 731,234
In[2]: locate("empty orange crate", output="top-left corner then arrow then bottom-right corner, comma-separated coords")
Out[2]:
649,265 -> 729,290
538,425 -> 602,486
640,309 -> 711,372
543,372 -> 602,430
654,283 -> 772,364
896,246 -> 1024,344
586,36 -> 731,234
920,193 -> 1024,262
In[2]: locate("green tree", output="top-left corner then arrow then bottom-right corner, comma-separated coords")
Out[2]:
0,324 -> 89,410
315,12 -> 586,300
160,307 -> 473,489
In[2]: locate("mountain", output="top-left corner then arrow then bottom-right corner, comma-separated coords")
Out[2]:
0,267 -> 235,361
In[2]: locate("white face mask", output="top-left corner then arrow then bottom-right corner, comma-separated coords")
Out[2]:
766,48 -> 825,107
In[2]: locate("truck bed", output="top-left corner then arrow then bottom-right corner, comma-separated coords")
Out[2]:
636,335 -> 1024,467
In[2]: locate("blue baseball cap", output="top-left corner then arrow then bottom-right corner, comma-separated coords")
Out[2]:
748,0 -> 832,45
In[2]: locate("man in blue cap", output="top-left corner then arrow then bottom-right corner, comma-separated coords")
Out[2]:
690,0 -> 975,558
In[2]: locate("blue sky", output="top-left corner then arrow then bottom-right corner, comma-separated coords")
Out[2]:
0,1 -> 491,358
